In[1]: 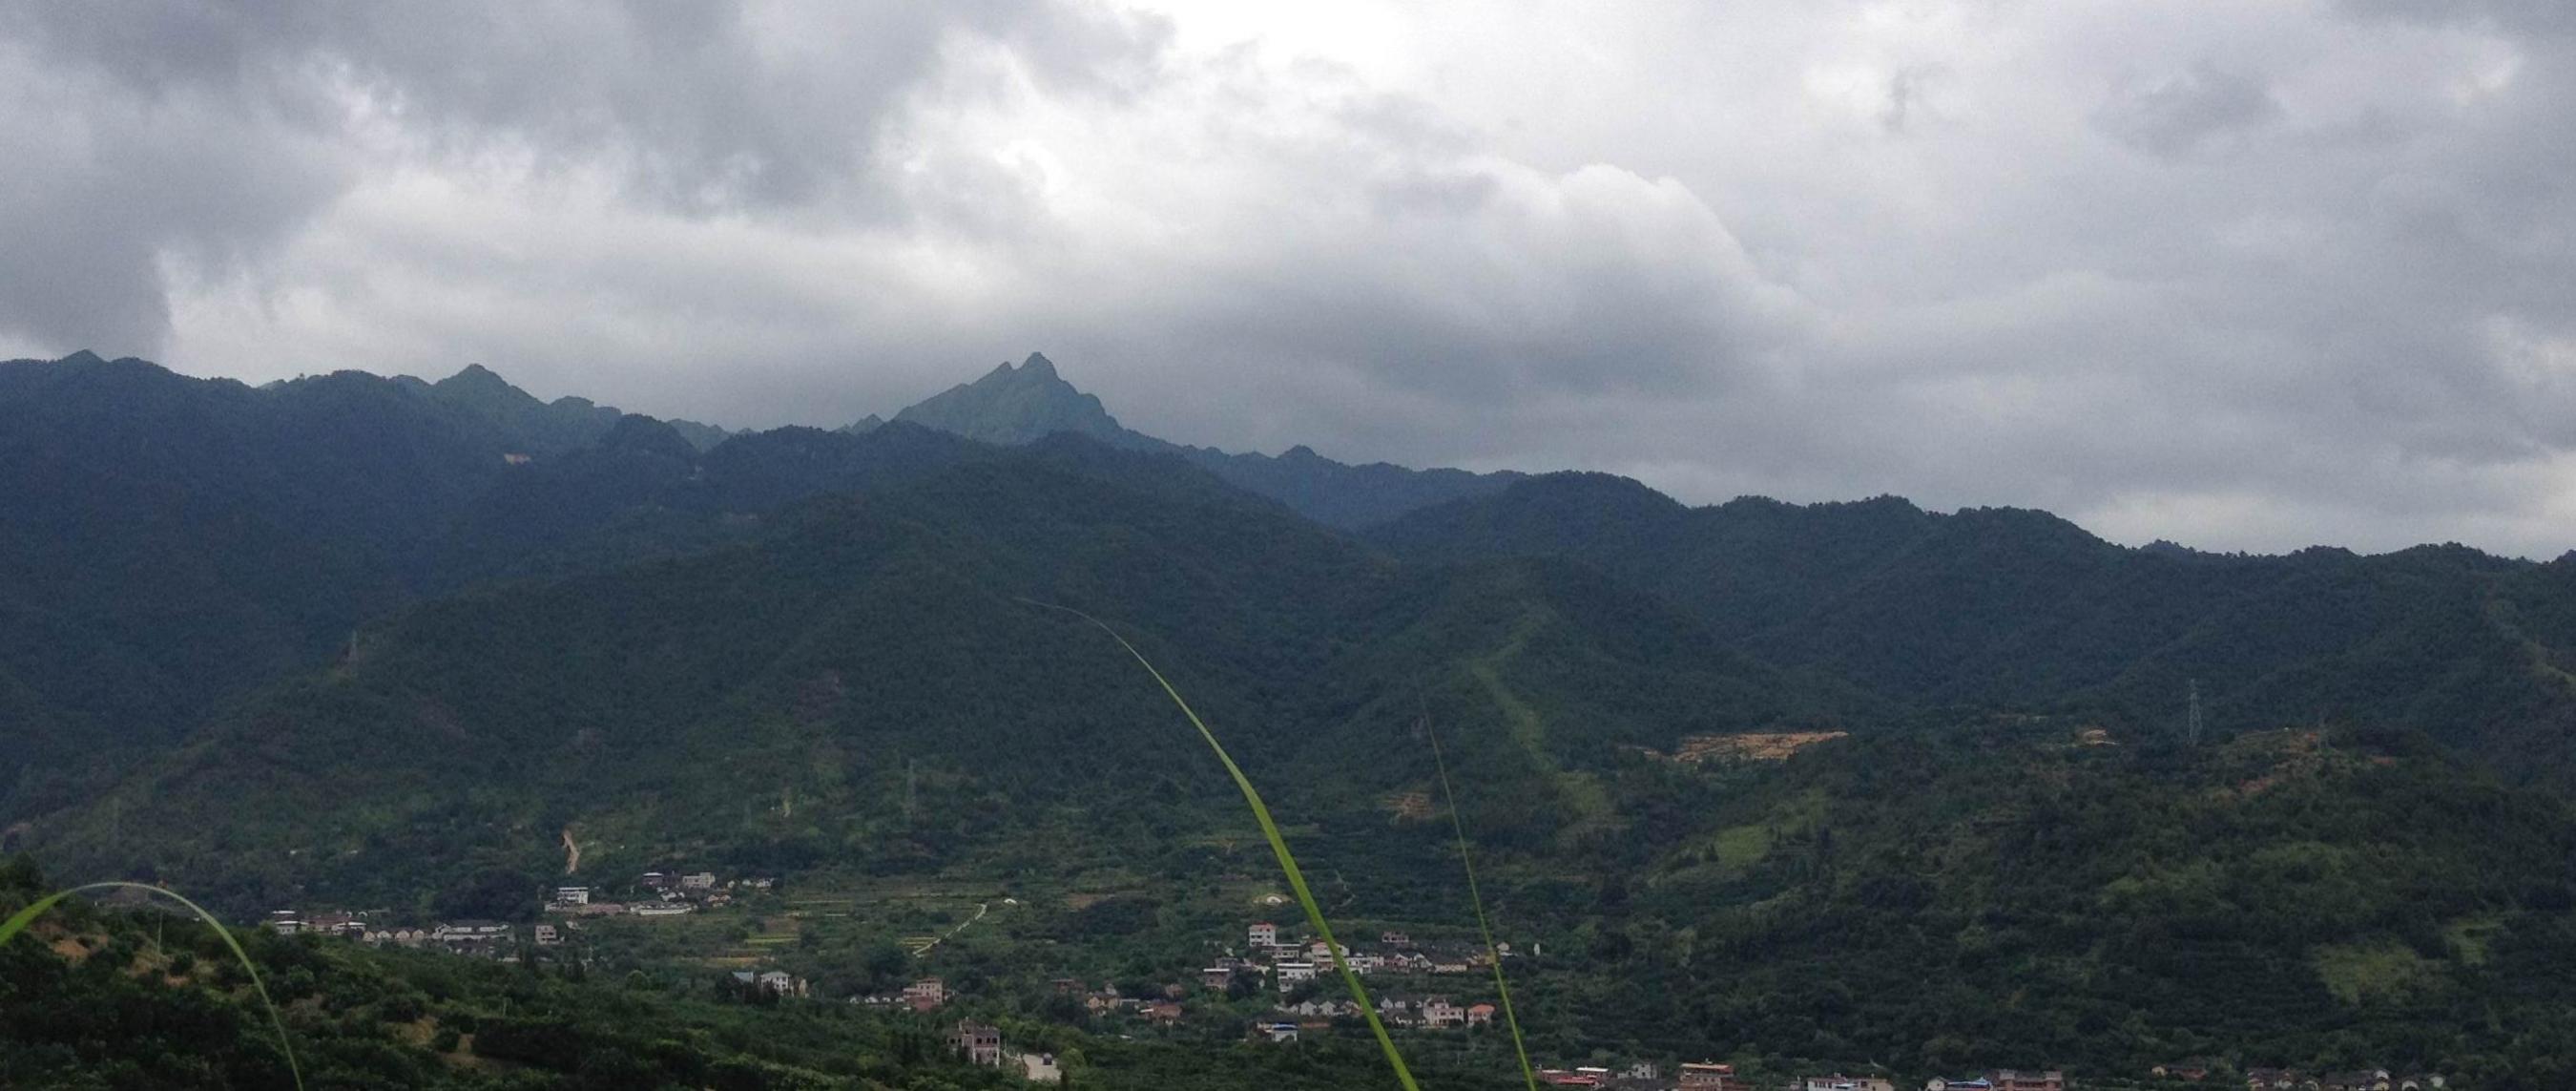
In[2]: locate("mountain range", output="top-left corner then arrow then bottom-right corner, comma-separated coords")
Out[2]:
0,350 -> 1519,816
10,346 -> 2576,1082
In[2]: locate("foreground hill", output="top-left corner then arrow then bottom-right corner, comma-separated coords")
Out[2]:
1538,724 -> 2576,1085
1370,472 -> 2576,785
0,859 -> 1510,1090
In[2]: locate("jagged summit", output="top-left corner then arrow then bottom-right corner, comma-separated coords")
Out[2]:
431,362 -> 539,405
889,351 -> 1127,446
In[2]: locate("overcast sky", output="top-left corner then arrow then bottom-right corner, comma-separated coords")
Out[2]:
4,2 -> 2573,556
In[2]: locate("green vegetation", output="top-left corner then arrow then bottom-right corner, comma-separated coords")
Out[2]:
1371,473 -> 2576,789
0,860 -> 1527,1090
1047,603 -> 1422,1090
16,349 -> 2576,1085
1,878 -> 301,1088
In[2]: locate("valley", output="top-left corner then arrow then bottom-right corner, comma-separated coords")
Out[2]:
6,351 -> 2576,1089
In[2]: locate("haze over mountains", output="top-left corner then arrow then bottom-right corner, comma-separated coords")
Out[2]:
5,346 -> 2574,813
10,347 -> 2576,1082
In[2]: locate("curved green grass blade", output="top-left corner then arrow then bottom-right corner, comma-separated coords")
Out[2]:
1024,599 -> 1421,1091
1,880 -> 304,1091
1421,700 -> 1539,1090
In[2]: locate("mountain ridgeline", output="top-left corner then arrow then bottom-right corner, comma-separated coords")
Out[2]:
10,347 -> 2576,1084
1369,472 -> 2576,787
883,353 -> 1527,528
0,351 -> 1515,813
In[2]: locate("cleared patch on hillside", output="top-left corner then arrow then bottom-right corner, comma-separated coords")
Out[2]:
1658,787 -> 1828,881
2313,937 -> 2437,1004
1649,731 -> 1850,764
1381,790 -> 1433,822
2445,914 -> 2503,966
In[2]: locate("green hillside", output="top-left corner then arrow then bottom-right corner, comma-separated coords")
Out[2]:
0,859 -> 1515,1091
15,352 -> 2576,1085
29,450 -> 1811,916
1370,473 -> 2576,785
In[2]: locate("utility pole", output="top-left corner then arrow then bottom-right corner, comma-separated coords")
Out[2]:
2188,679 -> 2203,747
904,760 -> 918,827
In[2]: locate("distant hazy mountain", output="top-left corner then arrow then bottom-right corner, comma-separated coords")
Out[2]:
395,362 -> 737,453
872,351 -> 1523,528
891,352 -> 1132,446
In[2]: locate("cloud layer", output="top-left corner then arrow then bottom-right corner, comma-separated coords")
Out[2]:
3,1 -> 2573,556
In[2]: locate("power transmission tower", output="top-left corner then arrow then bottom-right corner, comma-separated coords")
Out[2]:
2188,679 -> 2203,747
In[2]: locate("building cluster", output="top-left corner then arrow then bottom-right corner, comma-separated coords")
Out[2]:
266,909 -> 539,958
360,919 -> 522,956
260,870 -> 779,959
856,976 -> 961,1012
1214,922 -> 1506,994
263,909 -> 364,939
945,1019 -> 1063,1084
1926,1073 -> 2064,1091
1046,979 -> 1186,1023
542,871 -> 779,919
2208,1069 -> 2444,1091
728,969 -> 810,997
1270,993 -> 1498,1030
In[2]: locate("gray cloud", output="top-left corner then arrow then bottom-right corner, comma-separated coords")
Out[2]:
0,0 -> 1163,350
2092,62 -> 2283,159
2340,0 -> 2576,37
4,2 -> 2575,557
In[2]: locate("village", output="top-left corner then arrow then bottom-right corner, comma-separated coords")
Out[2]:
259,869 -> 779,957
252,888 -> 2452,1091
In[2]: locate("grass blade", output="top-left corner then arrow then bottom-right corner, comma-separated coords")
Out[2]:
1421,698 -> 1539,1090
1,880 -> 304,1091
1025,600 -> 1422,1091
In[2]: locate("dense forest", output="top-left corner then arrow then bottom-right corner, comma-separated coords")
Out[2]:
9,349 -> 2576,1087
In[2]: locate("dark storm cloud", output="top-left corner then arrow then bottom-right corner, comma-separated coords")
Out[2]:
0,0 -> 1163,350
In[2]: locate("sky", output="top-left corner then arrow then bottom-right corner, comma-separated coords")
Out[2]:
3,2 -> 2573,556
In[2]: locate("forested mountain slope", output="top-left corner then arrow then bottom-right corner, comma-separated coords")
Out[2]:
1510,724 -> 2576,1085
1371,472 -> 2576,784
0,355 -> 999,815
28,445 -> 1816,914
17,354 -> 2576,1085
0,350 -> 1527,817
